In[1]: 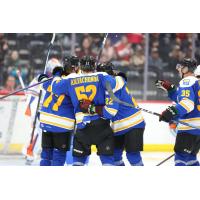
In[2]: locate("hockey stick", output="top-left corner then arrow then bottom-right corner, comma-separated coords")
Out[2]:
25,34 -> 56,164
16,69 -> 26,92
29,33 -> 56,145
0,77 -> 53,100
105,81 -> 200,130
96,33 -> 109,66
156,154 -> 175,166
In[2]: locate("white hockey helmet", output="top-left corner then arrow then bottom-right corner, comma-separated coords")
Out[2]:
46,58 -> 62,75
194,65 -> 200,77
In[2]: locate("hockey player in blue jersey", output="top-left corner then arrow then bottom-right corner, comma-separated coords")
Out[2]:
38,56 -> 79,166
51,56 -> 120,166
156,58 -> 200,166
82,62 -> 145,166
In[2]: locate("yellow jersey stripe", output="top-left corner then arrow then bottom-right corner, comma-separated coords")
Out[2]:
179,117 -> 200,122
113,118 -> 144,132
113,111 -> 142,125
104,106 -> 118,115
179,101 -> 192,112
40,119 -> 74,130
40,111 -> 75,122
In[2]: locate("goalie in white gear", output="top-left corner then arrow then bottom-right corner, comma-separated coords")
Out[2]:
22,58 -> 61,165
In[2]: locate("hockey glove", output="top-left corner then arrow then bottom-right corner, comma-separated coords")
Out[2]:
52,66 -> 63,76
155,80 -> 176,92
79,99 -> 104,116
37,74 -> 49,82
79,99 -> 92,113
115,71 -> 127,82
159,106 -> 178,122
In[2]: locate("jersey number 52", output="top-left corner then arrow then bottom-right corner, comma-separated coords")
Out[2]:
75,85 -> 97,101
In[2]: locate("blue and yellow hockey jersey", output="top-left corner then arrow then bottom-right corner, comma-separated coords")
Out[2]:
40,79 -> 75,133
51,72 -> 119,129
102,76 -> 145,135
168,76 -> 200,135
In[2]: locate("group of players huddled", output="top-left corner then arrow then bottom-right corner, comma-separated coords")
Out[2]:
24,55 -> 200,166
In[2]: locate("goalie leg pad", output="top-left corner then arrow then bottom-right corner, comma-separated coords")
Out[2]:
99,155 -> 114,166
126,152 -> 144,166
51,149 -> 66,166
40,148 -> 53,166
114,149 -> 125,166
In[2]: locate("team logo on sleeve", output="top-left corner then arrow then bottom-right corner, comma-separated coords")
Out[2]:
183,79 -> 190,85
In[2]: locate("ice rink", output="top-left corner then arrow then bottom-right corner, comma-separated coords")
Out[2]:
0,152 -> 178,166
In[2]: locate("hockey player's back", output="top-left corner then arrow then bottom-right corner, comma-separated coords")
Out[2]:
40,79 -> 75,133
52,71 -> 116,129
51,56 -> 118,166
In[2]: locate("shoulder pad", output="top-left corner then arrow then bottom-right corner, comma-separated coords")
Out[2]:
92,72 -> 108,76
113,76 -> 125,92
62,73 -> 79,79
179,76 -> 198,88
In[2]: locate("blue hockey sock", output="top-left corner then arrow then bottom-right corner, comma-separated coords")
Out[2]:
99,155 -> 114,166
51,149 -> 66,166
114,149 -> 125,166
174,152 -> 189,166
73,156 -> 88,166
186,154 -> 200,166
66,146 -> 73,165
126,152 -> 144,166
40,148 -> 53,166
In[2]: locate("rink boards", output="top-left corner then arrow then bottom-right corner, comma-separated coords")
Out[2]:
0,94 -> 175,153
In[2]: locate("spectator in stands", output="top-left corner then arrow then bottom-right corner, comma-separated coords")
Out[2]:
181,33 -> 193,53
5,50 -> 20,83
132,45 -> 145,71
114,35 -> 134,67
0,75 -> 16,93
168,45 -> 184,71
100,38 -> 116,63
184,43 -> 193,58
158,34 -> 171,62
90,33 -> 103,52
150,33 -> 160,46
0,33 -> 9,85
176,33 -> 187,41
126,33 -> 144,48
75,36 -> 96,58
175,36 -> 182,46
149,47 -> 166,76
5,50 -> 28,86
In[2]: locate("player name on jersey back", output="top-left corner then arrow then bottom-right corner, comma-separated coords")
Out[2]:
70,76 -> 99,85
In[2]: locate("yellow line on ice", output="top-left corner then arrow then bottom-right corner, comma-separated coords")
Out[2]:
0,144 -> 174,153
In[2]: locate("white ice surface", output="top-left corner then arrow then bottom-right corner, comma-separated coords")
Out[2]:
0,152 -> 177,166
